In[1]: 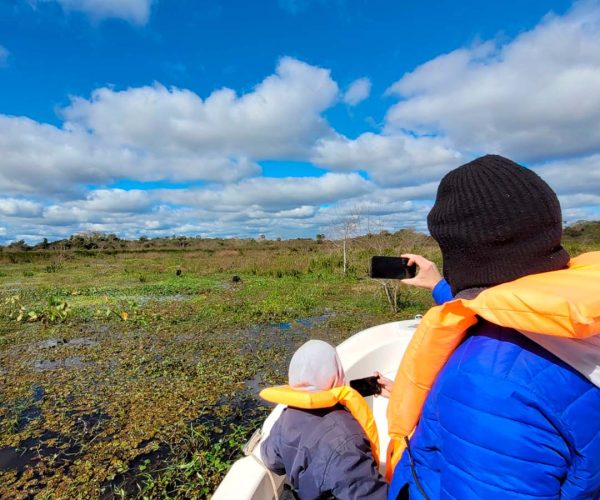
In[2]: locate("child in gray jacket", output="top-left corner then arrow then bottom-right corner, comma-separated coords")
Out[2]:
260,340 -> 387,499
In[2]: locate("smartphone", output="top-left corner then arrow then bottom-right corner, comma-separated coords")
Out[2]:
349,376 -> 382,397
370,256 -> 417,280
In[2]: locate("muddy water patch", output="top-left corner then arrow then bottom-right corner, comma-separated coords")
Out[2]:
66,337 -> 99,348
36,337 -> 99,350
100,398 -> 267,498
0,428 -> 81,475
241,312 -> 336,354
100,442 -> 170,499
263,312 -> 334,332
0,445 -> 37,472
66,410 -> 111,436
244,373 -> 264,394
31,335 -> 100,371
1,403 -> 111,479
132,293 -> 189,306
34,357 -> 90,371
1,384 -> 45,435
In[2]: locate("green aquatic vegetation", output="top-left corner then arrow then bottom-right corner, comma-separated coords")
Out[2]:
0,236 -> 516,498
2,295 -> 71,325
94,296 -> 143,323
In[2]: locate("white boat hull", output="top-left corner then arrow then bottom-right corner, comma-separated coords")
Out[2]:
213,319 -> 419,499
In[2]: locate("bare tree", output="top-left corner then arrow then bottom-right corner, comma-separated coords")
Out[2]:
328,205 -> 363,275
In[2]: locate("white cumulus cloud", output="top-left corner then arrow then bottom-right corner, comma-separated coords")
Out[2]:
75,189 -> 152,213
275,205 -> 317,218
385,1 -> 600,162
43,190 -> 153,225
0,198 -> 43,218
0,58 -> 342,196
311,132 -> 461,186
533,154 -> 600,199
559,193 -> 600,209
0,116 -> 260,195
64,57 -> 338,159
157,172 -> 372,212
343,78 -> 371,106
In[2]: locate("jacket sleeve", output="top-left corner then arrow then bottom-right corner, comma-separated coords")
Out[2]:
432,278 -> 453,305
260,420 -> 286,475
321,434 -> 388,499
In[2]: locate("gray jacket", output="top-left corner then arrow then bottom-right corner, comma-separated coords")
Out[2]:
261,405 -> 387,500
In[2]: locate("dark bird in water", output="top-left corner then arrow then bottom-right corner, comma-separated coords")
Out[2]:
176,269 -> 182,276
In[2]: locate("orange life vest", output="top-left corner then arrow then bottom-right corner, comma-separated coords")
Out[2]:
386,251 -> 600,480
260,385 -> 380,465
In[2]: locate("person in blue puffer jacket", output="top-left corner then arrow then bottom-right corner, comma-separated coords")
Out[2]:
387,155 -> 600,500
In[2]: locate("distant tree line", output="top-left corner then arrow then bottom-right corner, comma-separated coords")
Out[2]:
1,220 -> 598,253
563,220 -> 600,243
0,231 -> 324,253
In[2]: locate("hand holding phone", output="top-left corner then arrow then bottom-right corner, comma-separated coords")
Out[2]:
370,256 -> 417,280
399,254 -> 443,291
373,371 -> 393,398
349,376 -> 382,397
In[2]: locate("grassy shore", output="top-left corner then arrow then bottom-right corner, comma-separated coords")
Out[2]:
0,230 -> 598,498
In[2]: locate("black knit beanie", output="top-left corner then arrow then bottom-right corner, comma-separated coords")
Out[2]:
427,154 -> 570,295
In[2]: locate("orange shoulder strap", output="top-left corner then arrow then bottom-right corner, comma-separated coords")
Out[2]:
260,385 -> 380,465
465,251 -> 600,337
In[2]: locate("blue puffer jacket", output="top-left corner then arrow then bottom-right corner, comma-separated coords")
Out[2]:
389,319 -> 600,499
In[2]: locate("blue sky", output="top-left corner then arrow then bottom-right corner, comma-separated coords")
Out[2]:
1,0 -> 599,243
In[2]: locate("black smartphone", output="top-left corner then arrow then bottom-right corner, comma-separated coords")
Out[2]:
349,376 -> 382,397
370,256 -> 417,280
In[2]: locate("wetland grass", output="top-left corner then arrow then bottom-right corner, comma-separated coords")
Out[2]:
0,232 -> 597,498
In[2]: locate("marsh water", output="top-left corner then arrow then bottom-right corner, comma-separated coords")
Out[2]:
0,241 -> 435,498
0,295 -> 355,498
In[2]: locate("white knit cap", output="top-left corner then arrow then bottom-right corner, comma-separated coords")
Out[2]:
288,340 -> 345,391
